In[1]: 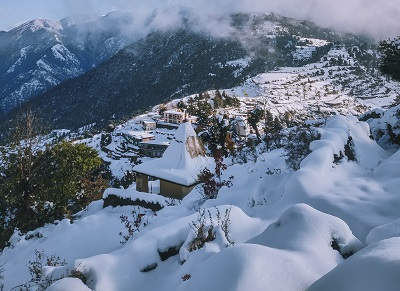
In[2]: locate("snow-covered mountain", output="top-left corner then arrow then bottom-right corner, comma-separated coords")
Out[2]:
0,11 -> 134,117
3,13 -> 397,131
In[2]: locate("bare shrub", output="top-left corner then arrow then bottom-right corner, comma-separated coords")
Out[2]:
188,207 -> 233,252
119,207 -> 148,244
11,250 -> 66,291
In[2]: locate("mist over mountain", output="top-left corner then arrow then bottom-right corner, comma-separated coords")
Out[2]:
2,12 -> 384,131
2,0 -> 399,40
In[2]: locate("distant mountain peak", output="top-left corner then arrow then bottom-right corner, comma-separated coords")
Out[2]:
12,18 -> 63,34
0,12 -> 134,117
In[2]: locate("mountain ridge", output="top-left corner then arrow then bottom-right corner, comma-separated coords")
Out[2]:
0,11 -> 136,117
2,12 -> 388,132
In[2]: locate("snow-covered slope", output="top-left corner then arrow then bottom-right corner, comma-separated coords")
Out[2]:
1,106 -> 400,290
308,237 -> 400,291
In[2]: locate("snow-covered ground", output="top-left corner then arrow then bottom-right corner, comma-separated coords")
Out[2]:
1,103 -> 400,290
230,44 -> 400,117
2,16 -> 400,290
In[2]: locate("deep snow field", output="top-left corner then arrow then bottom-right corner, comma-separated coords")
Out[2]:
1,102 -> 400,290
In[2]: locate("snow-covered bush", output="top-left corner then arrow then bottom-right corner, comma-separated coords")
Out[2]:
344,136 -> 356,161
367,104 -> 400,149
308,237 -> 400,291
232,141 -> 260,164
69,265 -> 88,286
283,125 -> 321,170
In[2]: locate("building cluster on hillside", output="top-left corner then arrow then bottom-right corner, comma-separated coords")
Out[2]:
106,103 -> 259,162
100,101 -> 260,198
163,110 -> 197,124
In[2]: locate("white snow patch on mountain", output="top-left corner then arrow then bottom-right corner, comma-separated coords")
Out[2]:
7,46 -> 31,73
51,44 -> 80,65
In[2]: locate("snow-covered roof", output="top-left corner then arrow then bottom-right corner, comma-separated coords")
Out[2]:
120,130 -> 154,139
164,110 -> 185,115
133,122 -> 212,186
142,119 -> 156,124
139,141 -> 170,146
235,115 -> 246,120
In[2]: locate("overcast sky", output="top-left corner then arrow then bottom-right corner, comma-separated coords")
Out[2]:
0,0 -> 398,40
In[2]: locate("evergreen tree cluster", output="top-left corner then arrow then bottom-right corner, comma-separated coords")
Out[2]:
213,90 -> 240,109
263,110 -> 284,151
247,107 -> 264,141
0,110 -> 109,248
186,92 -> 213,126
185,91 -> 240,126
202,115 -> 235,158
378,37 -> 400,81
0,141 -> 108,247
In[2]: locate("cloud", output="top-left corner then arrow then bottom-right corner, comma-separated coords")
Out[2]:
222,0 -> 399,40
267,0 -> 400,40
114,0 -> 400,40
0,0 -> 398,40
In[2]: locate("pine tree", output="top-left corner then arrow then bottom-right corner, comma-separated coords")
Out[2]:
247,107 -> 264,141
196,101 -> 212,126
263,110 -> 275,151
213,90 -> 223,109
187,98 -> 196,116
272,116 -> 283,146
378,37 -> 400,81
177,100 -> 187,110
206,116 -> 234,157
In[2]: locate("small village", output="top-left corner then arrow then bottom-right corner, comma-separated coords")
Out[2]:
97,92 -> 254,198
104,107 -> 248,158
96,66 -> 382,199
94,72 -> 392,200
